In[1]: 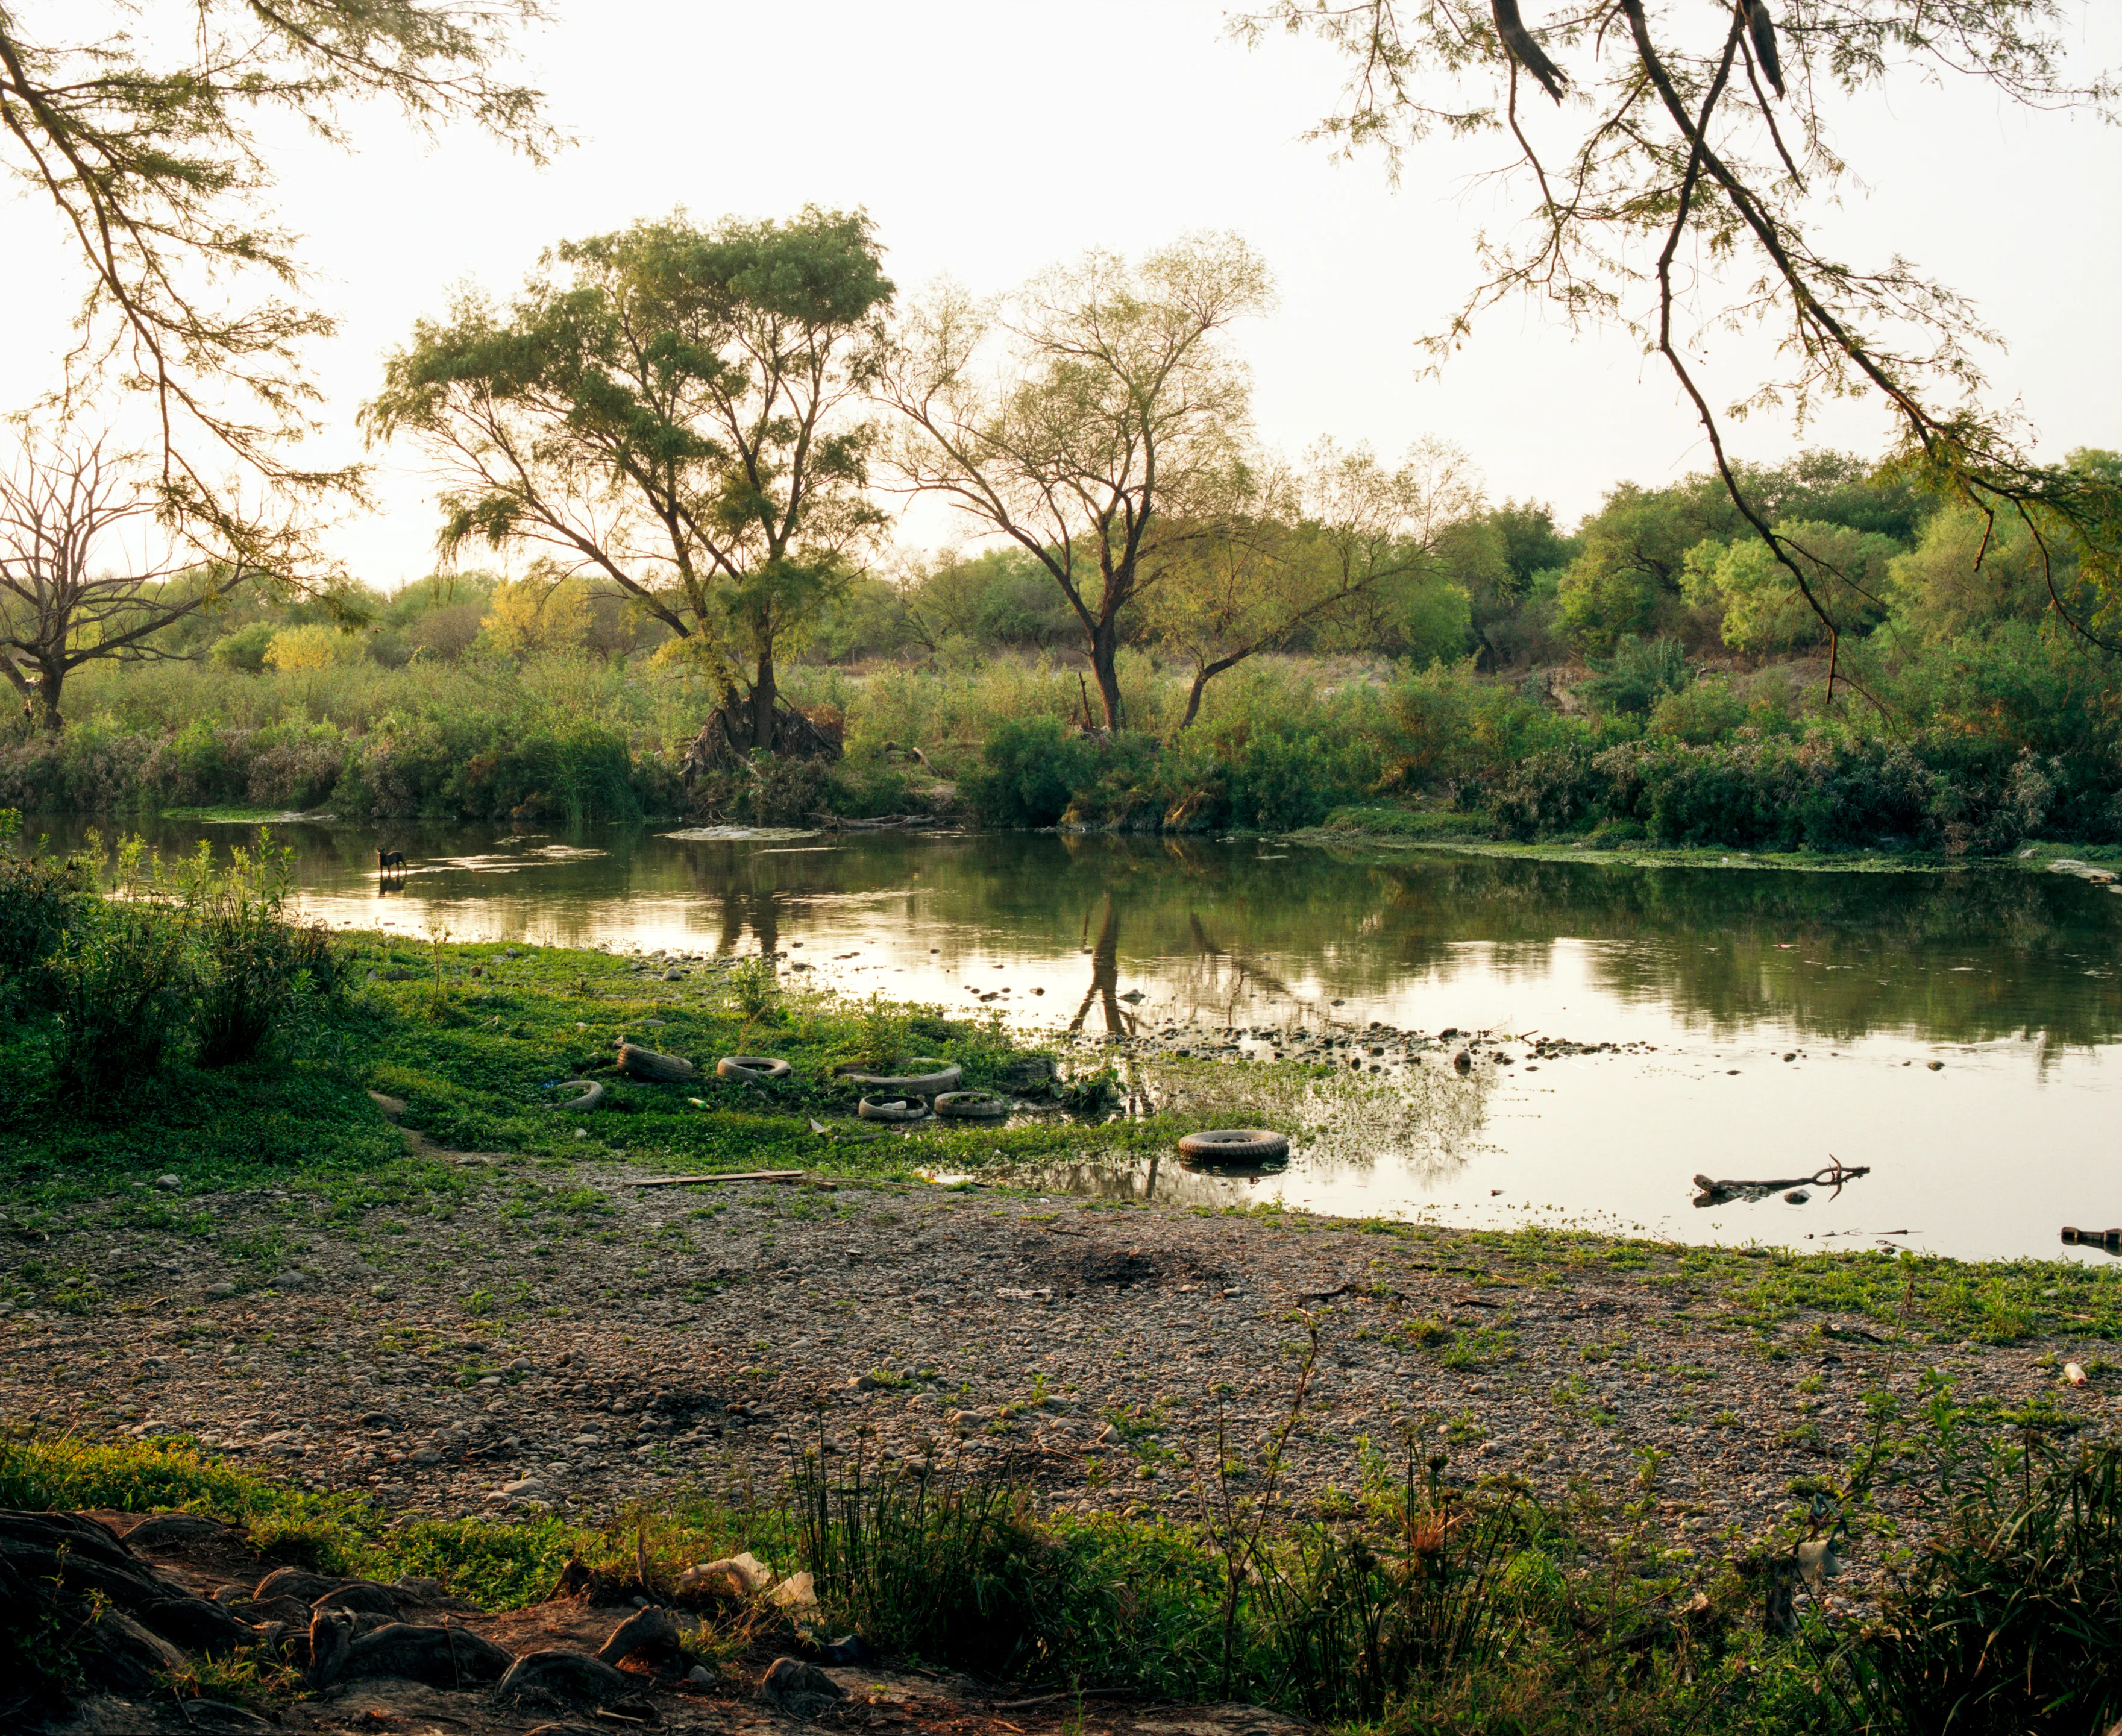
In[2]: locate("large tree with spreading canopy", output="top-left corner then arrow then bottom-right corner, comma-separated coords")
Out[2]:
366,209 -> 895,752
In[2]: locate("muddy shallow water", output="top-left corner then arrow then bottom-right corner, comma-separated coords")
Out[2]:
62,816 -> 2122,1262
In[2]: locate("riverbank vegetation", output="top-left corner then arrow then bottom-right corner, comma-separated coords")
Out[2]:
7,438 -> 2120,855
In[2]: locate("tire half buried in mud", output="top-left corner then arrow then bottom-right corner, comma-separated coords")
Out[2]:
837,1058 -> 962,1096
858,1095 -> 929,1123
934,1089 -> 1010,1121
1177,1128 -> 1290,1168
717,1055 -> 793,1083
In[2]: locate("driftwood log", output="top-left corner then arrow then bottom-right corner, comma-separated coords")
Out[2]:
1693,1159 -> 1870,1207
617,1043 -> 696,1084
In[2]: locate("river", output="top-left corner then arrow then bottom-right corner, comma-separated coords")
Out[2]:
69,816 -> 2122,1264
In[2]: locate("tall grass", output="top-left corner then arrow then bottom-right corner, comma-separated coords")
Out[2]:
16,627 -> 2118,846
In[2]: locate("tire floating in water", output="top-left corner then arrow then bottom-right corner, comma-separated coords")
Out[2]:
717,1055 -> 793,1083
1176,1128 -> 1290,1165
933,1090 -> 1010,1121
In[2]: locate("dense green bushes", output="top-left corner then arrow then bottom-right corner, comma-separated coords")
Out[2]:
0,826 -> 338,1088
962,686 -> 1386,833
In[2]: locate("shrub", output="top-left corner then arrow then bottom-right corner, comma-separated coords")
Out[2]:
180,838 -> 339,1068
0,814 -> 89,997
1648,677 -> 1748,744
1576,635 -> 1691,717
962,718 -> 1106,827
45,896 -> 193,1092
1490,747 -> 1604,840
1826,1410 -> 2122,1734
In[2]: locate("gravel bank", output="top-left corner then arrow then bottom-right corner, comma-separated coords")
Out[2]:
5,1142 -> 2108,1558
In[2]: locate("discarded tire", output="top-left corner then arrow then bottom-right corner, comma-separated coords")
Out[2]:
1176,1128 -> 1290,1165
618,1042 -> 696,1083
837,1058 -> 962,1096
858,1096 -> 929,1123
548,1080 -> 604,1112
934,1090 -> 1009,1121
717,1055 -> 793,1083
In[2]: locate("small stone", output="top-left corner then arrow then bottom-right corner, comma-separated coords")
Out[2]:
1135,1463 -> 1157,1480
207,1281 -> 237,1298
407,1447 -> 444,1466
155,1175 -> 181,1191
761,1655 -> 846,1714
1927,1060 -> 1945,1071
1784,1190 -> 1810,1204
688,1665 -> 713,1685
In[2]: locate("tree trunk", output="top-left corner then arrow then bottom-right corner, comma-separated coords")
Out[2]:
1178,666 -> 1211,732
750,647 -> 777,750
34,665 -> 62,732
1088,621 -> 1123,731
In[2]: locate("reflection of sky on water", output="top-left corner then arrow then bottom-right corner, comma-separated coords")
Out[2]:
58,818 -> 2122,1262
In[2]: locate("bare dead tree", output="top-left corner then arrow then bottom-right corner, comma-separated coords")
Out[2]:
0,435 -> 263,730
1238,0 -> 2122,688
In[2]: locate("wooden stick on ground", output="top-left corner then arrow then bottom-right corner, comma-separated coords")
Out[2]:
626,1170 -> 808,1188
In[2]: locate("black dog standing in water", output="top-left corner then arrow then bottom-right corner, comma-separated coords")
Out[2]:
377,848 -> 409,878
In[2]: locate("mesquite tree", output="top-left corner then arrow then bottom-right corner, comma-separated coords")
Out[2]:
1144,439 -> 1484,728
881,235 -> 1273,731
1240,0 -> 2122,687
366,210 -> 893,750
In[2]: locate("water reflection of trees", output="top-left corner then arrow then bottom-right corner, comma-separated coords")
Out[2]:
101,817 -> 2122,1048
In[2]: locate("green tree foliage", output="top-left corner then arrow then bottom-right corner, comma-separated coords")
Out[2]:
366,208 -> 894,749
882,234 -> 1273,729
1556,477 -> 1742,652
1248,0 -> 2122,674
896,548 -> 1082,656
1683,520 -> 1901,655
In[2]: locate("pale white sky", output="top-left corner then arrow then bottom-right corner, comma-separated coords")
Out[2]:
3,1 -> 2117,587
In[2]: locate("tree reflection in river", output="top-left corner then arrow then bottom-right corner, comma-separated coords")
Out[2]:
64,817 -> 2122,1052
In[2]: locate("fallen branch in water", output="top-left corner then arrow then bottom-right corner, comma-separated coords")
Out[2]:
1693,1157 -> 1870,1207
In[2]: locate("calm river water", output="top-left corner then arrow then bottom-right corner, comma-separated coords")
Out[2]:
83,817 -> 2122,1263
